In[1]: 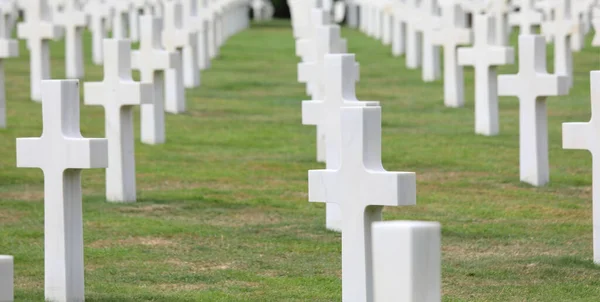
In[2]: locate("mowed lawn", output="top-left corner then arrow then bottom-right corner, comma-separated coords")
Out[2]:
1,19 -> 600,301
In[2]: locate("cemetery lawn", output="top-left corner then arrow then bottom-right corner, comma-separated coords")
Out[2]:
1,19 -> 600,301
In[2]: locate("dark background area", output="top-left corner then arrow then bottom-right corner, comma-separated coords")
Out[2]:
272,0 -> 291,18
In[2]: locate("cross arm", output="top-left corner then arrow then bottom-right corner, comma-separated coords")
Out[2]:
119,81 -> 153,106
497,74 -> 519,97
298,61 -> 315,83
16,138 -> 44,168
563,122 -> 594,151
83,82 -> 106,106
308,169 -> 339,205
0,40 -> 18,58
302,99 -> 324,126
535,74 -> 569,96
456,48 -> 475,66
296,39 -> 311,58
64,138 -> 109,169
489,47 -> 514,66
365,171 -> 416,207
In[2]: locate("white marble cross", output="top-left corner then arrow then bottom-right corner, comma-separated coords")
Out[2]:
486,0 -> 511,45
132,15 -> 178,145
404,0 -> 423,69
498,35 -> 568,186
416,0 -> 441,82
17,80 -> 108,301
54,0 -> 86,79
162,0 -> 194,114
391,0 -> 406,57
303,53 -> 377,231
509,0 -> 543,34
299,25 -> 355,163
458,14 -> 514,136
180,0 -> 201,88
0,255 -> 13,302
0,6 -> 18,129
563,71 -> 600,263
17,0 -> 63,102
541,0 -> 575,89
309,105 -> 416,301
432,2 -> 471,108
592,8 -> 600,46
84,39 -> 153,202
85,0 -> 113,65
112,0 -> 132,39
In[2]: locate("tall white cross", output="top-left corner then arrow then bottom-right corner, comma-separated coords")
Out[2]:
404,0 -> 423,69
112,0 -> 132,39
432,2 -> 471,108
486,0 -> 511,45
592,8 -> 600,46
0,6 -> 18,129
541,0 -> 575,89
17,80 -> 108,301
84,39 -> 153,202
458,14 -> 514,136
303,53 -> 377,231
509,0 -> 543,34
498,35 -> 568,186
391,0 -> 406,57
132,15 -> 179,145
85,0 -> 113,65
416,0 -> 441,82
54,0 -> 86,79
299,25 -> 356,163
17,0 -> 63,102
563,71 -> 600,264
309,105 -> 416,301
162,0 -> 194,113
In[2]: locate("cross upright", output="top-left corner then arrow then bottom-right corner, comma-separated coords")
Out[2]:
458,14 -> 514,136
84,39 -> 153,203
190,0 -> 211,70
85,0 -> 113,65
509,0 -> 543,35
112,0 -> 132,39
132,15 -> 179,145
486,0 -> 511,45
298,25 -> 357,163
17,80 -> 108,302
54,0 -> 87,79
592,9 -> 600,46
17,0 -> 63,102
541,0 -> 575,89
498,35 -> 568,186
416,0 -> 441,82
179,0 -> 201,88
432,2 -> 471,108
295,8 -> 331,62
162,0 -> 195,114
404,0 -> 423,69
390,0 -> 406,57
0,6 -> 18,129
303,53 -> 377,231
563,71 -> 600,264
0,0 -> 17,38
308,105 -> 416,302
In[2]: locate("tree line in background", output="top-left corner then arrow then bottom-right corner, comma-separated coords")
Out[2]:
271,0 -> 291,18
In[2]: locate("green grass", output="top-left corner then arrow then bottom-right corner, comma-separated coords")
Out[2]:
1,19 -> 600,301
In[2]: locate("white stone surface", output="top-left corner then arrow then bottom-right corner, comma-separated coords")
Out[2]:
308,105 -> 416,301
563,71 -> 600,263
0,255 -> 13,302
84,39 -> 153,203
132,15 -> 178,145
112,1 -> 131,39
541,0 -> 575,89
0,7 -> 18,129
458,14 -> 514,136
17,0 -> 63,102
509,0 -> 543,34
299,24 -> 354,163
405,0 -> 422,69
372,221 -> 441,302
162,0 -> 193,113
303,54 -> 376,231
16,80 -> 109,302
432,2 -> 471,108
487,0 -> 511,45
180,0 -> 201,88
54,0 -> 86,79
391,1 -> 406,57
593,9 -> 600,46
85,0 -> 112,65
499,35 -> 568,186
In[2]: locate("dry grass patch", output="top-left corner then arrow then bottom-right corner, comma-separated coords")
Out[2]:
164,258 -> 236,273
205,208 -> 282,227
89,236 -> 176,249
